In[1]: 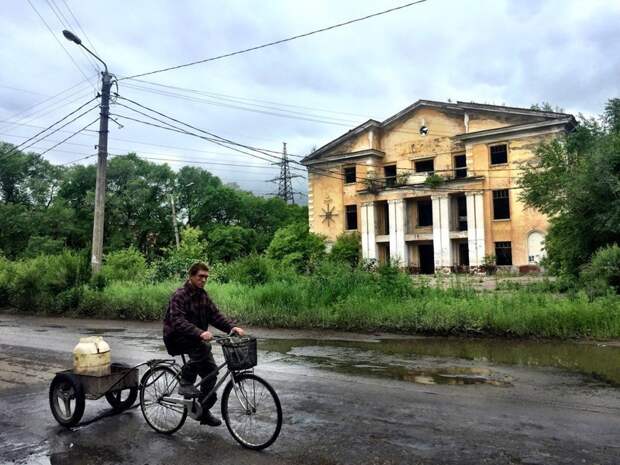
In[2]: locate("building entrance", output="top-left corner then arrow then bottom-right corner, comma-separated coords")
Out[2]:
419,244 -> 434,274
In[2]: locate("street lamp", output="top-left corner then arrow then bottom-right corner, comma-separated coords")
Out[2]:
62,30 -> 112,273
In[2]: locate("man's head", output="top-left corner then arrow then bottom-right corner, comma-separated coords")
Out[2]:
188,262 -> 209,289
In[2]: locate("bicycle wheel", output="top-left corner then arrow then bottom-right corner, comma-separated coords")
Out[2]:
140,365 -> 187,434
221,373 -> 282,450
105,387 -> 138,412
49,373 -> 85,427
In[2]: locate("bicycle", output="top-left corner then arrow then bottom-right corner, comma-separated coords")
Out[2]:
139,334 -> 282,450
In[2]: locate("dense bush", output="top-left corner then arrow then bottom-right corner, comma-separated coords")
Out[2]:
207,225 -> 256,263
330,232 -> 362,267
100,246 -> 153,284
267,223 -> 325,272
580,244 -> 620,298
4,252 -> 89,312
156,226 -> 209,280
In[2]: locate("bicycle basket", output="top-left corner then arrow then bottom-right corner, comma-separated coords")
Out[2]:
222,337 -> 257,371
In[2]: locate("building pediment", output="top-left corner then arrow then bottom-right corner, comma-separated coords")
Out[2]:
301,99 -> 574,165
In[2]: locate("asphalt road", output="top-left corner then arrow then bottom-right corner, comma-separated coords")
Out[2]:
0,313 -> 619,465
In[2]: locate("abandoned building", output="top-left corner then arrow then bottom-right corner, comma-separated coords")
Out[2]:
301,100 -> 576,273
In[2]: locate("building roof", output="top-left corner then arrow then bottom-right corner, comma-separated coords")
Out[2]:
301,100 -> 574,165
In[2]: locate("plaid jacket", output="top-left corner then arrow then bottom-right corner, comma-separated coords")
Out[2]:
163,281 -> 233,354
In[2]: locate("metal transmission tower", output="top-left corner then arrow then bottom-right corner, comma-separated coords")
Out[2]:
269,142 -> 299,204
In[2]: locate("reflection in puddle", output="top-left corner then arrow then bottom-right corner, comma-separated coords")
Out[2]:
261,338 -> 620,387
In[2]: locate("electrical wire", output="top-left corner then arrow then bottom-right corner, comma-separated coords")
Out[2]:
26,0 -> 97,90
119,0 -> 427,80
0,80 -> 95,132
44,0 -> 101,74
35,117 -> 100,157
0,97 -> 98,160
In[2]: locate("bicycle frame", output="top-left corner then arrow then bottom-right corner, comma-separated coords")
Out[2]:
157,358 -> 249,420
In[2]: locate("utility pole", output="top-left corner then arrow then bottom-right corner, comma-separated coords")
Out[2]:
63,30 -> 111,273
170,194 -> 180,249
269,142 -> 300,204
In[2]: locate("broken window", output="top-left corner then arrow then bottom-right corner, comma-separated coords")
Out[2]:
454,154 -> 467,178
490,144 -> 508,165
492,189 -> 510,220
414,159 -> 434,173
384,164 -> 397,187
345,204 -> 357,230
418,199 -> 433,227
344,166 -> 356,184
495,241 -> 512,266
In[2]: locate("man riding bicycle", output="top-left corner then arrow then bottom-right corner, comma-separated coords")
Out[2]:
163,261 -> 245,427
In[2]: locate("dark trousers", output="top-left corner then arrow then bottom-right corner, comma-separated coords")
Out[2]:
180,341 -> 218,410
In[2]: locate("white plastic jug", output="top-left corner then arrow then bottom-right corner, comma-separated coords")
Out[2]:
73,336 -> 111,377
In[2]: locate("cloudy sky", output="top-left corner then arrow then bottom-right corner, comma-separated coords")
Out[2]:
1,0 -> 619,201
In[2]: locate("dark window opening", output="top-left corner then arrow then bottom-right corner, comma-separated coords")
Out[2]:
454,154 -> 467,178
344,166 -> 356,184
457,195 -> 467,231
490,144 -> 508,165
495,241 -> 512,266
418,199 -> 433,227
414,159 -> 434,173
384,164 -> 397,187
459,242 -> 470,267
493,189 -> 510,220
345,205 -> 357,230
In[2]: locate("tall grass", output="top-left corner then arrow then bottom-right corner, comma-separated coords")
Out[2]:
1,254 -> 619,338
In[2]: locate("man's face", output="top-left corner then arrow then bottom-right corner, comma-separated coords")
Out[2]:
189,270 -> 209,289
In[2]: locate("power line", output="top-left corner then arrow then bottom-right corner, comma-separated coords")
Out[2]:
0,81 -> 95,133
44,0 -> 100,73
128,78 -> 371,119
36,117 -> 99,157
59,0 -> 100,58
119,0 -> 427,80
0,97 -> 99,160
26,0 -> 97,90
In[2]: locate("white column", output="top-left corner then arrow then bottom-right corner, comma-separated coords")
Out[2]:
466,191 -> 485,267
388,199 -> 407,266
360,202 -> 377,261
432,194 -> 452,270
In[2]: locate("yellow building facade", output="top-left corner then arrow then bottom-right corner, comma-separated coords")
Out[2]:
301,100 -> 575,272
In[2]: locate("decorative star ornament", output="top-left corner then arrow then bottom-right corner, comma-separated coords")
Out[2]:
320,198 -> 338,226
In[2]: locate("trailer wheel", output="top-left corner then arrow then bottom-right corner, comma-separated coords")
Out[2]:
49,373 -> 85,427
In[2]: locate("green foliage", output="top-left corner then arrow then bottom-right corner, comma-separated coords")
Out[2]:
4,252 -> 89,312
424,173 -> 445,188
211,254 -> 275,287
330,232 -> 362,267
530,102 -> 565,113
156,226 -> 209,280
207,225 -> 256,263
22,236 -> 65,258
101,246 -> 153,283
519,98 -> 620,276
267,223 -> 325,272
580,244 -> 620,298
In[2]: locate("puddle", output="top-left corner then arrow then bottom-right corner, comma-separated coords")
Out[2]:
33,329 -> 48,332
82,328 -> 127,334
260,338 -> 620,387
41,324 -> 66,329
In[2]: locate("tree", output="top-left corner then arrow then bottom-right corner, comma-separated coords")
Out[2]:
519,98 -> 620,276
267,223 -> 325,272
207,225 -> 256,263
330,232 -> 362,267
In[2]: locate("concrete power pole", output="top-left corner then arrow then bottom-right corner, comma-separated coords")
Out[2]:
62,30 -> 113,274
91,71 -> 112,272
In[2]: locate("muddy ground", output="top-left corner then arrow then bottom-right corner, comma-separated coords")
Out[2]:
0,313 -> 619,465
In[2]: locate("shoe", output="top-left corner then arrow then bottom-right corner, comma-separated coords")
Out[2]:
200,410 -> 222,427
177,383 -> 201,398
